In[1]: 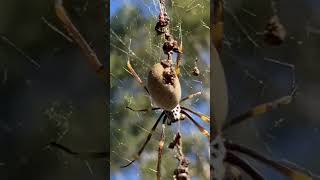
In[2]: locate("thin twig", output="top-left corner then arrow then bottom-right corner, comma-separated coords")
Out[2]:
0,34 -> 41,69
84,160 -> 94,176
41,17 -> 73,43
55,0 -> 105,76
212,0 -> 224,53
263,57 -> 296,90
2,67 -> 7,85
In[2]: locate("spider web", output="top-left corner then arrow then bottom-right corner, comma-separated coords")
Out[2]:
110,0 -> 210,179
0,0 -> 107,179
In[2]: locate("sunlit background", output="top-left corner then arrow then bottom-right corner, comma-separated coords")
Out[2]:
0,0 -> 320,179
110,0 -> 210,179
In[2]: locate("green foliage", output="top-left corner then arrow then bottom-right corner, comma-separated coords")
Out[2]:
110,0 -> 210,179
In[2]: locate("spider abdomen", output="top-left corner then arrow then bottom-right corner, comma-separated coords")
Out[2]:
147,62 -> 181,111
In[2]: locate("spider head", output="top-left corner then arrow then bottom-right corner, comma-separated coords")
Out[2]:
165,104 -> 183,125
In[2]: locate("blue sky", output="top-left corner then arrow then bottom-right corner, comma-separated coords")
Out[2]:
110,0 -> 127,16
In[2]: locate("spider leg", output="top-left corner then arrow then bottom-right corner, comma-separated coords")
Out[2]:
126,106 -> 161,112
54,0 -> 105,77
222,87 -> 297,131
157,117 -> 167,180
127,60 -> 150,94
49,142 -> 107,159
121,112 -> 165,168
224,141 -> 315,179
181,110 -> 210,139
225,151 -> 264,180
180,91 -> 202,103
181,106 -> 210,123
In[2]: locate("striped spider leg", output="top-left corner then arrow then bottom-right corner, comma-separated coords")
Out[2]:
122,58 -> 210,180
211,87 -> 316,179
50,2 -> 210,180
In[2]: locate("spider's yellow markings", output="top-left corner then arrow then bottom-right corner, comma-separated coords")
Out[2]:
290,172 -> 312,180
201,129 -> 210,138
274,160 -> 313,180
252,95 -> 293,115
180,92 -> 202,102
195,113 -> 210,124
183,112 -> 210,139
252,98 -> 288,115
200,115 -> 210,123
181,107 -> 210,123
223,92 -> 295,130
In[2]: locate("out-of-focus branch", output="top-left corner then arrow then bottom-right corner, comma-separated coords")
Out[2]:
212,0 -> 224,54
54,0 -> 106,80
0,34 -> 41,70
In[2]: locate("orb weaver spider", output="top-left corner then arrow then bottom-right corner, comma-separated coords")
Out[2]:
121,55 -> 210,178
211,1 -> 318,178
48,0 -> 318,179
50,0 -> 210,179
117,1 -> 211,179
